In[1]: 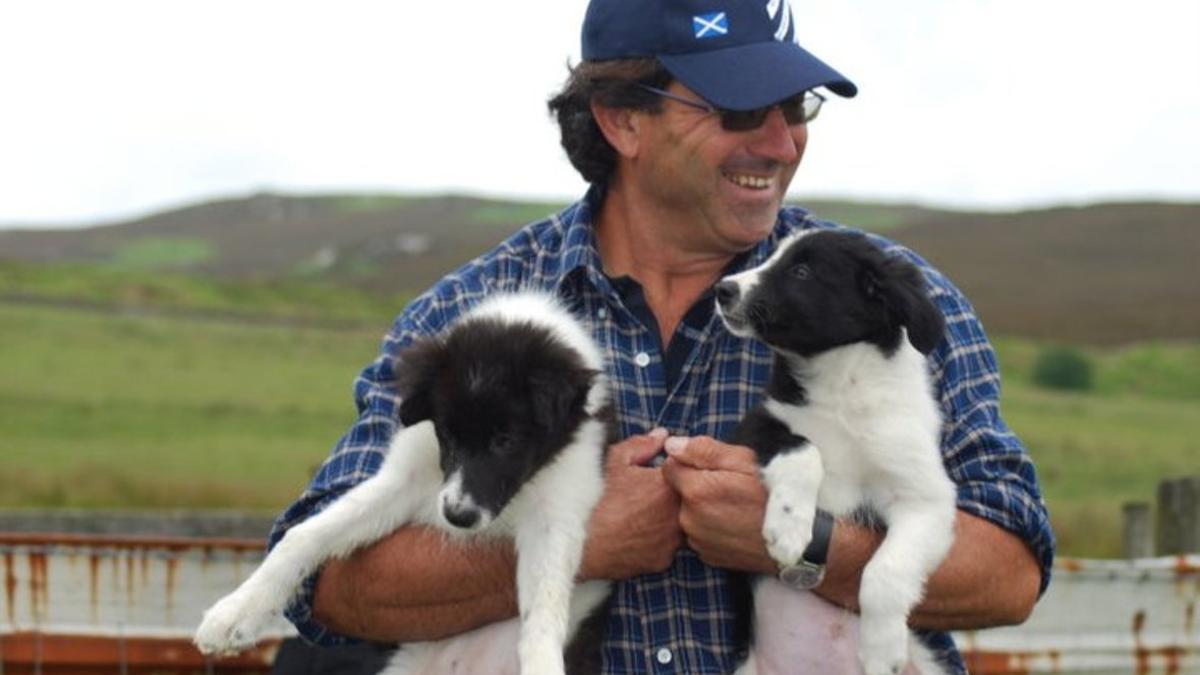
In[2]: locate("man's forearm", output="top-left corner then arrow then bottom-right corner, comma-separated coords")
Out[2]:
309,433 -> 683,644
312,526 -> 519,642
817,510 -> 1042,630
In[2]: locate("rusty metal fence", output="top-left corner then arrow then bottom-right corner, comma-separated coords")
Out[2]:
0,530 -> 1197,673
0,533 -> 293,674
956,554 -> 1199,674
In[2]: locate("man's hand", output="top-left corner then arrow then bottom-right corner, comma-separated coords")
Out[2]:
579,429 -> 684,580
661,438 -> 1044,630
661,435 -> 776,575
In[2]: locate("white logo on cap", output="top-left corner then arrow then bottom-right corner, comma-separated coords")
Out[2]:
765,0 -> 795,43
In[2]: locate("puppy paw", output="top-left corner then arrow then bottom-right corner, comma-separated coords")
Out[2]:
761,495 -> 814,567
518,652 -> 565,675
518,640 -> 566,675
193,589 -> 278,655
858,621 -> 909,675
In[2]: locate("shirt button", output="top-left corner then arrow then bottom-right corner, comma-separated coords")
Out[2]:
597,307 -> 607,319
656,647 -> 673,665
634,352 -> 651,368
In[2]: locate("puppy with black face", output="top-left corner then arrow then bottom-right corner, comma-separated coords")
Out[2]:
196,293 -> 614,675
716,230 -> 957,675
715,229 -> 944,359
396,308 -> 606,533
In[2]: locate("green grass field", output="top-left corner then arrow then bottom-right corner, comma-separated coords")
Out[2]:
1,300 -> 1197,558
0,302 -> 384,511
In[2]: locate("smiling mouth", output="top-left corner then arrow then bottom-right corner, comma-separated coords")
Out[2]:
723,172 -> 773,190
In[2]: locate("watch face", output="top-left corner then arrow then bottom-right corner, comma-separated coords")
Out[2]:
780,563 -> 825,590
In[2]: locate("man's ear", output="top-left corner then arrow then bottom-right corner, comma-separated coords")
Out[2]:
395,337 -> 444,426
590,100 -> 641,159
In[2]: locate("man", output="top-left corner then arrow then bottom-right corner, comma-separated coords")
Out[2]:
269,0 -> 1055,672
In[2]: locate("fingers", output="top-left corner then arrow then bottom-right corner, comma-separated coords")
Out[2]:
663,435 -> 758,474
658,437 -> 774,573
607,427 -> 669,468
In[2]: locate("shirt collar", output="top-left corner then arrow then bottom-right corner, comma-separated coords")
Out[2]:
557,185 -> 606,284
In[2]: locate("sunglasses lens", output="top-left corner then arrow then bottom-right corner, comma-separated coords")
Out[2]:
803,94 -> 822,122
780,95 -> 806,124
781,94 -> 822,124
719,93 -> 821,131
720,109 -> 768,132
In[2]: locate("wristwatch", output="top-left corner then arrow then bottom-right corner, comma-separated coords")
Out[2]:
777,509 -> 834,590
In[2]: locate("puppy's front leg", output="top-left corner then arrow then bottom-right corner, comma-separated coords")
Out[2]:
512,503 -> 593,675
195,421 -> 441,655
857,499 -> 955,675
760,443 -> 825,570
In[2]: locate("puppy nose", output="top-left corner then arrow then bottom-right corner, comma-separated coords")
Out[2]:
442,503 -> 480,530
715,281 -> 740,308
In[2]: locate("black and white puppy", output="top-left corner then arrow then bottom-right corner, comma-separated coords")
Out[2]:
195,292 -> 614,675
716,230 -> 956,675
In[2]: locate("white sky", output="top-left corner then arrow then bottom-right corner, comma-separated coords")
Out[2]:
1,0 -> 1198,227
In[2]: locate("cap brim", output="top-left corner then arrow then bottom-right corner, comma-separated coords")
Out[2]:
658,41 -> 857,111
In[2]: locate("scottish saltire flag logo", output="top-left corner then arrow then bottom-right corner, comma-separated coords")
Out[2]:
693,12 -> 728,39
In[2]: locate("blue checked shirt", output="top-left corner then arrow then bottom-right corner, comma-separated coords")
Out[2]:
270,186 -> 1056,674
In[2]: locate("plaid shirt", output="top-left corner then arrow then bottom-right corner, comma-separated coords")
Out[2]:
270,186 -> 1056,674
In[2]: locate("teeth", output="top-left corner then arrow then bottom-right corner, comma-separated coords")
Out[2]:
724,173 -> 772,189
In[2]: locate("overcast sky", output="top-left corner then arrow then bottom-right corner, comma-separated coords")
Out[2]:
1,0 -> 1197,228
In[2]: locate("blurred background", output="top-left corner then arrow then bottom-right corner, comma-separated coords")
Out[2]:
2,0 -> 1200,667
0,0 -> 1198,670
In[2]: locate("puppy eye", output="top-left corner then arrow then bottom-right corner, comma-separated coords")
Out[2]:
490,432 -> 515,455
790,263 -> 812,280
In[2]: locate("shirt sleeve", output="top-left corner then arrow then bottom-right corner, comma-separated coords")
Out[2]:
917,258 -> 1057,595
266,291 -> 454,645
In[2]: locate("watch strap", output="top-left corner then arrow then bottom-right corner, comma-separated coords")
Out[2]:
802,509 -> 834,566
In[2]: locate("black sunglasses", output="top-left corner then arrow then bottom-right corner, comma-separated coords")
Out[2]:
636,84 -> 824,132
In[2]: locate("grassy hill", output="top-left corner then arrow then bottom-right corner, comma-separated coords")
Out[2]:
887,202 -> 1200,344
0,193 -> 566,298
2,300 -> 1196,557
2,192 -> 1197,558
0,302 -> 379,510
3,192 -> 1197,344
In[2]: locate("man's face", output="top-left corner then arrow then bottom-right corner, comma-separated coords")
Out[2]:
628,82 -> 808,255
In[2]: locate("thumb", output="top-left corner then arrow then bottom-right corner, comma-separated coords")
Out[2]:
663,436 -> 758,474
608,427 -> 669,468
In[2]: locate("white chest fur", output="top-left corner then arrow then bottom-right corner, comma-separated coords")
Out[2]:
764,340 -> 947,518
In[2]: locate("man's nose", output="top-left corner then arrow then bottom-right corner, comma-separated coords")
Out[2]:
748,108 -> 802,164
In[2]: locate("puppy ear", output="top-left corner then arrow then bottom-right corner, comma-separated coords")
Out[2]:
395,337 -> 444,426
530,367 -> 599,432
861,267 -> 884,301
879,259 -> 946,355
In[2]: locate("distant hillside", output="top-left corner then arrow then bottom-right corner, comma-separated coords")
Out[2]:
0,193 -> 566,297
883,203 -> 1200,344
1,192 -> 1196,344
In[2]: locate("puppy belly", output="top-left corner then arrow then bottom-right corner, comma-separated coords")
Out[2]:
383,619 -> 520,675
749,579 -> 921,675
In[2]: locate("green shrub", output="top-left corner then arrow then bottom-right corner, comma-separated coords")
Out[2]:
1033,345 -> 1094,392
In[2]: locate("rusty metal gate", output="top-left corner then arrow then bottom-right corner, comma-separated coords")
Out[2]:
958,555 -> 1199,674
0,533 -> 293,674
0,532 -> 1197,673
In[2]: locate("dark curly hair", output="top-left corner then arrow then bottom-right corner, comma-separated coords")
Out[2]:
546,59 -> 673,185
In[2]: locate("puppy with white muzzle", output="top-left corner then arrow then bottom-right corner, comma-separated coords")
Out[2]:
715,229 -> 956,675
194,292 -> 614,675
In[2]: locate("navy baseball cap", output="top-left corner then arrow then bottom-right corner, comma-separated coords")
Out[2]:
581,0 -> 857,111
